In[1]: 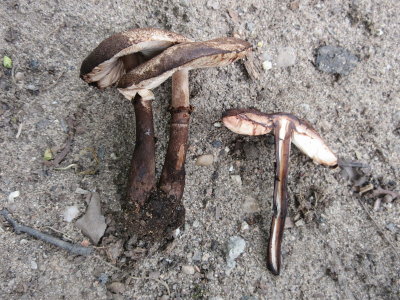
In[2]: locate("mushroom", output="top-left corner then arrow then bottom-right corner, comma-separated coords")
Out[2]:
222,108 -> 338,275
117,37 -> 251,239
80,28 -> 191,208
80,28 -> 190,89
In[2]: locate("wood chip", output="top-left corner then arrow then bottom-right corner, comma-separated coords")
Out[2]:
359,183 -> 374,195
244,51 -> 261,80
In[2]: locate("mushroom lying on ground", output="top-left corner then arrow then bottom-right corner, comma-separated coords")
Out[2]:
222,108 -> 338,275
80,28 -> 190,208
118,37 -> 251,240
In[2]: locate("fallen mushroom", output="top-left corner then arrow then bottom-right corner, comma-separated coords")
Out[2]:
118,37 -> 251,240
222,108 -> 337,275
80,28 -> 191,208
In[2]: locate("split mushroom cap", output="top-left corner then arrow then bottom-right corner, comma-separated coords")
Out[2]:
223,108 -> 338,275
80,28 -> 191,89
222,109 -> 338,166
117,37 -> 251,99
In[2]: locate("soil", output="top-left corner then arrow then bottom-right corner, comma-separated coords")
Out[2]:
1,1 -> 399,299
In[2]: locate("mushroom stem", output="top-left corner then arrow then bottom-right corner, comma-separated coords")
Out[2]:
126,94 -> 156,208
159,69 -> 190,201
267,118 -> 293,275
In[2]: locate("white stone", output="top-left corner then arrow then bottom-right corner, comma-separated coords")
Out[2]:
241,221 -> 250,231
262,60 -> 273,71
231,175 -> 242,186
30,260 -> 38,270
195,154 -> 214,166
8,191 -> 20,202
181,265 -> 195,275
63,206 -> 80,222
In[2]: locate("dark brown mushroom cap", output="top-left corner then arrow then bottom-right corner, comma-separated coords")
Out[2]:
80,28 -> 190,89
222,109 -> 338,166
117,37 -> 251,98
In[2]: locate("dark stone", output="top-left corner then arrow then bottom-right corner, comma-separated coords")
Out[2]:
315,46 -> 358,75
28,60 -> 40,70
211,140 -> 222,148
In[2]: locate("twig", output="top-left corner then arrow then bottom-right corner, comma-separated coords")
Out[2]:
44,114 -> 78,167
371,187 -> 399,200
356,199 -> 399,260
43,226 -> 74,242
15,122 -> 23,139
0,209 -> 93,256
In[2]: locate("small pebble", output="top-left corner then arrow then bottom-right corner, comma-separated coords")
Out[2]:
231,175 -> 242,186
75,187 -> 90,194
28,60 -> 40,70
213,122 -> 222,128
98,273 -> 109,285
26,84 -> 39,91
211,140 -> 222,148
196,154 -> 214,166
15,72 -> 24,82
63,206 -> 80,222
285,217 -> 294,229
182,265 -> 195,275
295,219 -> 305,227
202,252 -> 210,262
192,250 -> 202,262
110,153 -> 118,160
8,191 -> 20,202
108,282 -> 125,294
205,271 -> 214,280
276,47 -> 297,67
262,60 -> 272,71
246,22 -> 255,31
30,260 -> 38,270
373,198 -> 381,212
315,46 -> 358,75
241,221 -> 250,231
192,220 -> 200,228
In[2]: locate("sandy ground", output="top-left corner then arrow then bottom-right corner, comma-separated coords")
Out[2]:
1,0 -> 399,299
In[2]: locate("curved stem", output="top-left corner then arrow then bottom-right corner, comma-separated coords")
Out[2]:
267,119 -> 292,275
126,94 -> 156,208
159,70 -> 190,201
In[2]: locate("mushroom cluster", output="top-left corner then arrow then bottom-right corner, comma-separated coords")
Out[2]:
222,108 -> 338,275
80,28 -> 251,240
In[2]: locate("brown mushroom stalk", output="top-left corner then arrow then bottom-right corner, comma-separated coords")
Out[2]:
159,70 -> 190,202
126,94 -> 156,208
268,118 -> 292,275
222,108 -> 338,275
